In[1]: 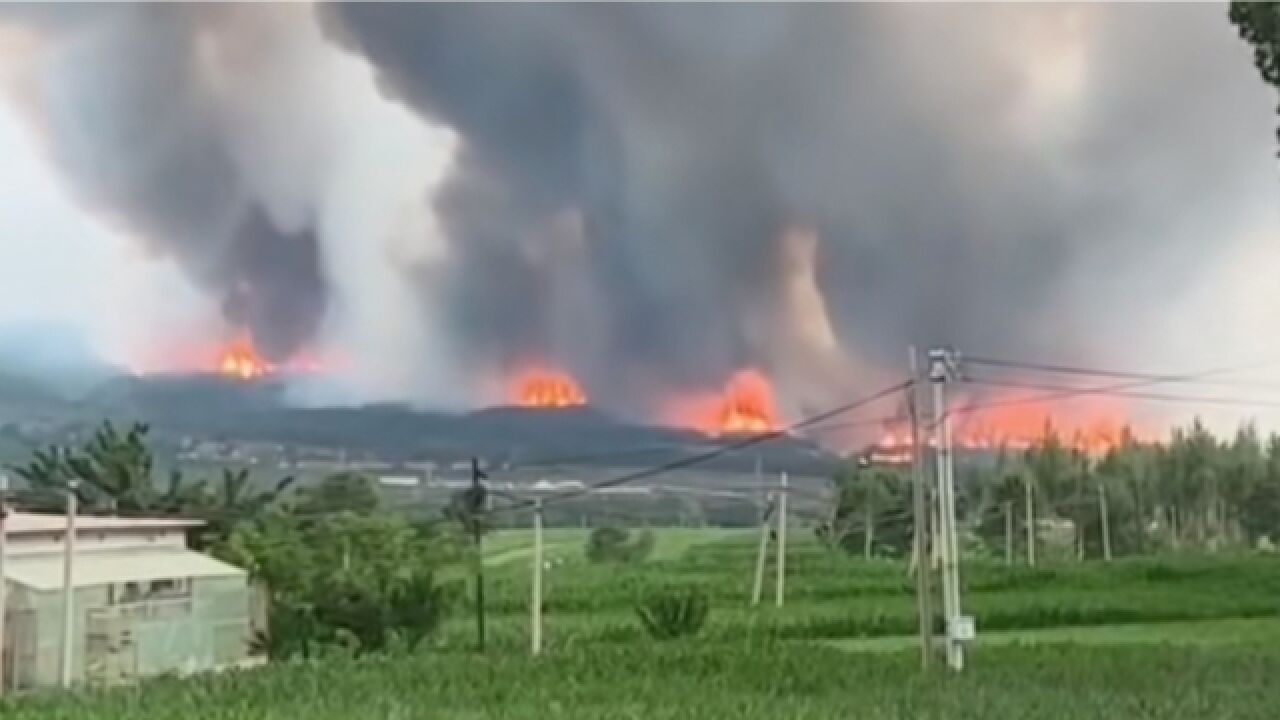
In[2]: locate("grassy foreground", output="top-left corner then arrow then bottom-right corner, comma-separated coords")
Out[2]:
5,641 -> 1278,719
6,527 -> 1280,718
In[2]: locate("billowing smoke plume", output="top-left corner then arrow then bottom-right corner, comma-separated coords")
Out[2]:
1,3 -> 1277,423
0,3 -> 463,405
1,3 -> 326,360
325,3 -> 1280,416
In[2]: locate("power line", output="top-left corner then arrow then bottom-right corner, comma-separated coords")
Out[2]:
963,355 -> 1280,392
488,380 -> 911,515
942,356 -> 1280,423
963,376 -> 1280,411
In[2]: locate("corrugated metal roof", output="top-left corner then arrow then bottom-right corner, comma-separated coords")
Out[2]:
4,512 -> 204,536
4,547 -> 245,591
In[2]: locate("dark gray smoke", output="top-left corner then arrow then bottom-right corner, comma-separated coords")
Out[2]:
326,3 -> 1278,413
3,3 -> 326,361
3,3 -> 1276,420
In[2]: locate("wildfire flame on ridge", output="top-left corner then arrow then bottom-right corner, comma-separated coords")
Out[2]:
511,367 -> 588,408
664,368 -> 782,437
217,335 -> 272,381
866,391 -> 1150,463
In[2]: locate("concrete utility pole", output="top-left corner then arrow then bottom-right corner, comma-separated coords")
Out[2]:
60,479 -> 79,689
907,347 -> 932,671
468,458 -> 488,653
774,473 -> 788,609
929,348 -> 966,672
531,497 -> 544,656
1099,484 -> 1112,563
0,475 -> 8,696
751,495 -> 774,607
1024,475 -> 1036,567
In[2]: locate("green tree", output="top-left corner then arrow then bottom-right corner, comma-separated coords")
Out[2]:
220,513 -> 458,658
1229,2 -> 1280,150
184,468 -> 295,550
1241,433 -> 1280,544
586,524 -> 655,564
292,472 -> 379,517
9,421 -> 187,515
823,461 -> 914,558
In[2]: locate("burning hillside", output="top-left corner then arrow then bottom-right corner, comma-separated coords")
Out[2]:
216,335 -> 272,381
864,389 -> 1152,464
510,367 -> 588,409
664,368 -> 782,437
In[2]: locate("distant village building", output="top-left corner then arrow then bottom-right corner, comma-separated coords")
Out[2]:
1,513 -> 254,692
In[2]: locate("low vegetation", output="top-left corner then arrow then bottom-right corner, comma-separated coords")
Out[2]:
634,585 -> 710,640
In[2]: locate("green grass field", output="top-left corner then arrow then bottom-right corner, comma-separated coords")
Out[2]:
7,526 -> 1280,718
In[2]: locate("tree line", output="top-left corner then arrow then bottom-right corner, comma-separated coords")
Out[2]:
823,421 -> 1280,561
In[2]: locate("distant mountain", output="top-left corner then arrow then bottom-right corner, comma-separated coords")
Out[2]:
74,374 -> 841,475
0,323 -> 119,397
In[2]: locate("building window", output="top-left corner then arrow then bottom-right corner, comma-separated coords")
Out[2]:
147,578 -> 192,600
108,578 -> 191,606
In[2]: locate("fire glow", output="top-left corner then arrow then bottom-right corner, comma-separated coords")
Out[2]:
666,368 -> 782,437
207,333 -> 330,382
217,335 -> 272,380
511,368 -> 588,408
867,391 -> 1148,463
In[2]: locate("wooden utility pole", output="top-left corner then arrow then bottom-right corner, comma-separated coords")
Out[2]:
751,496 -> 774,607
60,479 -> 78,689
1003,500 -> 1014,567
1024,475 -> 1036,568
774,473 -> 788,609
1099,485 -> 1112,563
907,348 -> 932,671
531,497 -> 544,656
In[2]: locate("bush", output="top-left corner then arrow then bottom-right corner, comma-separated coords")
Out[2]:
635,585 -> 709,640
586,525 -> 655,564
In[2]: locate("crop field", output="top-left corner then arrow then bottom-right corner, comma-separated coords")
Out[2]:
6,526 -> 1280,718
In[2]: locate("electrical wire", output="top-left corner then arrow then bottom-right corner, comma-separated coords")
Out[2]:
941,356 -> 1280,424
962,376 -> 1280,411
484,380 -> 911,516
963,355 -> 1280,393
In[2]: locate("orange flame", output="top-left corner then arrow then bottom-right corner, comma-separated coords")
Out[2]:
864,391 -> 1149,462
664,368 -> 781,437
216,335 -> 272,381
511,367 -> 588,408
717,369 -> 780,435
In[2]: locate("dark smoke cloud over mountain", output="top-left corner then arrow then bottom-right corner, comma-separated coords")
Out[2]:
1,3 -> 1276,421
326,3 -> 1278,413
1,3 -> 326,361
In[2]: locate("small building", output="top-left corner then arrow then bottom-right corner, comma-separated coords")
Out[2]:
2,513 -> 254,692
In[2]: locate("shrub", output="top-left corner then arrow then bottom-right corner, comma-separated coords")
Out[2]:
635,585 -> 710,640
587,524 -> 655,564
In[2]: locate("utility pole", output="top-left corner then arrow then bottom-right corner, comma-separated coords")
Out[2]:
751,496 -> 774,607
531,497 -> 544,656
1024,475 -> 1036,567
907,347 -> 932,671
0,475 -> 8,696
929,348 -> 966,671
60,479 -> 79,689
1004,500 -> 1014,567
774,472 -> 788,609
864,500 -> 874,560
468,458 -> 488,653
1099,484 -> 1112,563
